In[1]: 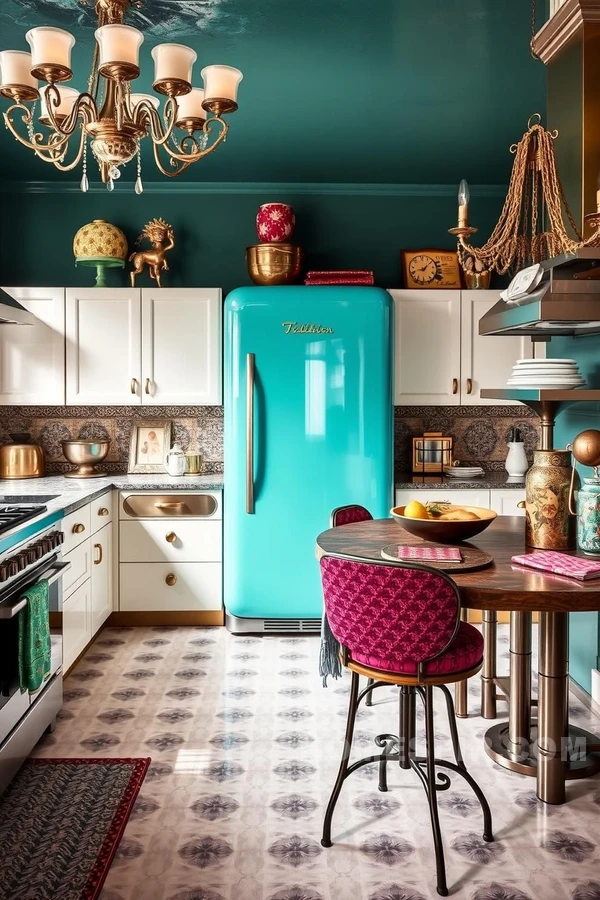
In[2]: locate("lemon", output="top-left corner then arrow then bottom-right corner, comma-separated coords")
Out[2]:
403,500 -> 429,520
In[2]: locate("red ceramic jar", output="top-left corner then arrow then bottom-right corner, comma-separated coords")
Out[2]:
256,202 -> 295,243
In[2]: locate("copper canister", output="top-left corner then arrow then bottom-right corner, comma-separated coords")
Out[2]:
524,449 -> 578,549
0,434 -> 45,479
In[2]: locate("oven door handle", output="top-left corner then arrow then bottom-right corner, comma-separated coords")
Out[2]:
0,561 -> 72,619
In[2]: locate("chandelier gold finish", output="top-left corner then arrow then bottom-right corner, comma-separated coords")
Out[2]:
0,0 -> 243,190
448,114 -> 600,277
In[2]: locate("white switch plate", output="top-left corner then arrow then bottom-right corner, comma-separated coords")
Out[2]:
592,669 -> 600,706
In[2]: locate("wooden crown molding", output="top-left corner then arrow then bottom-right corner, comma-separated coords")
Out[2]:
533,0 -> 600,64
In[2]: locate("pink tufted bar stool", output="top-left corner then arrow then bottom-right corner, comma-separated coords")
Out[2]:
319,554 -> 493,897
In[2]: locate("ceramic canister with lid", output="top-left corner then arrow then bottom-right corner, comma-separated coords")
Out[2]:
575,478 -> 600,555
524,448 -> 578,549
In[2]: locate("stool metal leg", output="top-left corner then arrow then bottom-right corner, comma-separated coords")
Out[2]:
423,684 -> 448,897
399,685 -> 416,770
365,676 -> 374,706
455,609 -> 469,718
321,670 -> 360,848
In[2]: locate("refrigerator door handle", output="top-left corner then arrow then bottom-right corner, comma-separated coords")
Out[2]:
246,352 -> 255,514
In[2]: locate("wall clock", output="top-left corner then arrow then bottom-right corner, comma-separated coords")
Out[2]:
401,249 -> 462,289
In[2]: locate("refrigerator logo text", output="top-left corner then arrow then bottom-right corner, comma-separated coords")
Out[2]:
281,322 -> 334,335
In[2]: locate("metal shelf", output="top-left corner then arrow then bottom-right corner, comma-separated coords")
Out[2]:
480,390 -> 600,449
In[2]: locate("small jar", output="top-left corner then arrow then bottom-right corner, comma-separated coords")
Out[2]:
166,442 -> 186,477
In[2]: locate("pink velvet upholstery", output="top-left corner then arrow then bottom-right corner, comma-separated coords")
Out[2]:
331,505 -> 373,527
320,556 -> 483,678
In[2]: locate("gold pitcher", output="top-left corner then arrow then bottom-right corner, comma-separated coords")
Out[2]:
524,449 -> 578,549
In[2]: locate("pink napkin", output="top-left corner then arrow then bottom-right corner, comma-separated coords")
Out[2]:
397,546 -> 462,562
511,551 -> 600,581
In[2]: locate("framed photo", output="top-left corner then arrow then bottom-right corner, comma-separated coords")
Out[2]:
401,249 -> 462,289
128,420 -> 171,473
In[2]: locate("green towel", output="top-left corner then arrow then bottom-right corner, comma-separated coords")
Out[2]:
18,579 -> 51,693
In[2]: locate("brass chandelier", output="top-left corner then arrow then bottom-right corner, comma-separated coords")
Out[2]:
0,0 -> 243,191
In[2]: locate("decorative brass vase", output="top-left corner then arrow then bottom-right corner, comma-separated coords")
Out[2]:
524,449 -> 578,549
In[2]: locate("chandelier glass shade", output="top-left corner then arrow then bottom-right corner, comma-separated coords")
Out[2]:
0,0 -> 243,190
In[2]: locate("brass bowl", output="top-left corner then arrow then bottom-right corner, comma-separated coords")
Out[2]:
62,440 -> 111,478
390,505 -> 497,543
246,243 -> 303,286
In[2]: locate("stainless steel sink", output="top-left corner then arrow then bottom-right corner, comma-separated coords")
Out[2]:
0,495 -> 59,503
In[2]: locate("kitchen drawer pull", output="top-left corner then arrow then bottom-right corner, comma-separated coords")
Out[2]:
98,507 -> 109,516
72,523 -> 85,534
130,378 -> 138,395
145,378 -> 151,395
165,532 -> 177,543
165,573 -> 177,586
466,378 -> 473,395
452,378 -> 458,395
517,500 -> 526,509
154,501 -> 186,510
94,543 -> 103,565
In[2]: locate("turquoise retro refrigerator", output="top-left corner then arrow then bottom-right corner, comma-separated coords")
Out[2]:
224,285 -> 393,632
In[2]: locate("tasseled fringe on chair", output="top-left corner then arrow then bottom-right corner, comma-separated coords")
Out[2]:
319,610 -> 343,686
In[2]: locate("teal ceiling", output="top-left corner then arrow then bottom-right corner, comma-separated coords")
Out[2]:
0,0 -> 546,184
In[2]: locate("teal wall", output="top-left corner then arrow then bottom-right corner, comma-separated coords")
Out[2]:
552,335 -> 600,694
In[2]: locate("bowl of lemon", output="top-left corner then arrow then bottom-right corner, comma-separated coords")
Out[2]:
390,499 -> 496,543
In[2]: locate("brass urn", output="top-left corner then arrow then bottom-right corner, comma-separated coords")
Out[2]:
524,449 -> 579,549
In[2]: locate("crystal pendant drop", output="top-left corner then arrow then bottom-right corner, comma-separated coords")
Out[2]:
107,177 -> 114,192
135,175 -> 143,195
80,172 -> 89,193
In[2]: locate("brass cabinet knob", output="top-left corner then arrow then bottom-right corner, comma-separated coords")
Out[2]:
517,500 -> 526,509
145,378 -> 151,395
452,378 -> 458,395
131,378 -> 138,395
98,507 -> 109,516
165,573 -> 177,586
72,523 -> 85,534
466,378 -> 473,395
166,532 -> 177,543
94,542 -> 103,565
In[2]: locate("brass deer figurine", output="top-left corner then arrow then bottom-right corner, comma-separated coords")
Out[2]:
129,217 -> 175,288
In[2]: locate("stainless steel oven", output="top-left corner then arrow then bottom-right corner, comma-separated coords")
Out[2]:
0,524 -> 70,793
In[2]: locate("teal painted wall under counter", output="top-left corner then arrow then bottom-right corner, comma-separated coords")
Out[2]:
551,335 -> 600,694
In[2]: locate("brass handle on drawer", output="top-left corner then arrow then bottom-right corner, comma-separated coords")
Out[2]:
94,542 -> 103,565
166,532 -> 177,543
466,378 -> 473,395
165,573 -> 177,586
98,507 -> 109,516
130,378 -> 138,395
154,501 -> 186,510
452,378 -> 458,395
517,500 -> 526,509
145,378 -> 151,395
72,523 -> 85,534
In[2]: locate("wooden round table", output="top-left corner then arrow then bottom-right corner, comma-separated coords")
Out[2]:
316,516 -> 600,804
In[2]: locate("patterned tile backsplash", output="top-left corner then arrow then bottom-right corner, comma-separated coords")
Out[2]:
0,404 -> 539,475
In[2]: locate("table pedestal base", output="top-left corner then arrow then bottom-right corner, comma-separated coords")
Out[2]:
484,721 -> 600,781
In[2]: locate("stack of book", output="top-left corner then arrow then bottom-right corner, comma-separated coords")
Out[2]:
304,269 -> 374,285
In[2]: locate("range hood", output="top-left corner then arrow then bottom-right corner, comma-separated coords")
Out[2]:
479,249 -> 600,338
0,287 -> 35,326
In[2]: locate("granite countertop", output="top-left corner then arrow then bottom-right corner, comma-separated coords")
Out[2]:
395,472 -> 525,490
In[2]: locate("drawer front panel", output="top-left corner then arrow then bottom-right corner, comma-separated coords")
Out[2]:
490,490 -> 526,517
120,520 -> 222,563
62,579 -> 91,671
119,562 -> 222,611
90,491 -> 114,532
395,489 -> 491,509
63,539 -> 91,598
62,504 -> 91,555
119,491 -> 222,520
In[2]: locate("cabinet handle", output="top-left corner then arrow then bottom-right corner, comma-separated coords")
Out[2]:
466,378 -> 473,395
145,378 -> 151,395
166,532 -> 177,543
94,542 -> 103,565
154,501 -> 186,510
98,507 -> 109,516
452,378 -> 458,395
130,378 -> 138,395
165,573 -> 177,586
517,500 -> 526,509
72,523 -> 85,534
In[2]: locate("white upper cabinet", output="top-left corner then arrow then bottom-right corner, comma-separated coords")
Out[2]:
0,287 -> 65,405
66,288 -> 141,405
141,288 -> 222,405
460,291 -> 543,406
390,290 -> 462,405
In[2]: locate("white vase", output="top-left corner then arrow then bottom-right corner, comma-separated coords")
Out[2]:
505,441 -> 529,477
166,443 -> 186,477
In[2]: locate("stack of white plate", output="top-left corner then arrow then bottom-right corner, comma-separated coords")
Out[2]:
506,358 -> 586,389
443,466 -> 484,479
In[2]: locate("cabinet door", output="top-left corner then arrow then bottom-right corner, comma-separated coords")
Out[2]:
66,288 -> 141,404
0,287 -> 65,405
62,579 -> 91,671
141,288 -> 222,405
489,489 -> 526,516
91,523 -> 113,634
460,291 -> 545,406
389,290 -> 461,405
395,488 -> 491,509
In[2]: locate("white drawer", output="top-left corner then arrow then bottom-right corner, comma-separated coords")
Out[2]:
394,489 -> 491,509
90,490 -> 113,533
62,579 -> 91,671
119,491 -> 222,520
119,562 -> 222,611
490,489 -> 526,516
63,539 -> 91,598
62,504 -> 91,554
119,519 -> 221,563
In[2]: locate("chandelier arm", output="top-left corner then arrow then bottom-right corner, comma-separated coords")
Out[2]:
41,126 -> 87,172
156,116 -> 229,165
3,102 -> 71,156
44,89 -> 99,137
151,139 -> 193,177
133,96 -> 178,147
